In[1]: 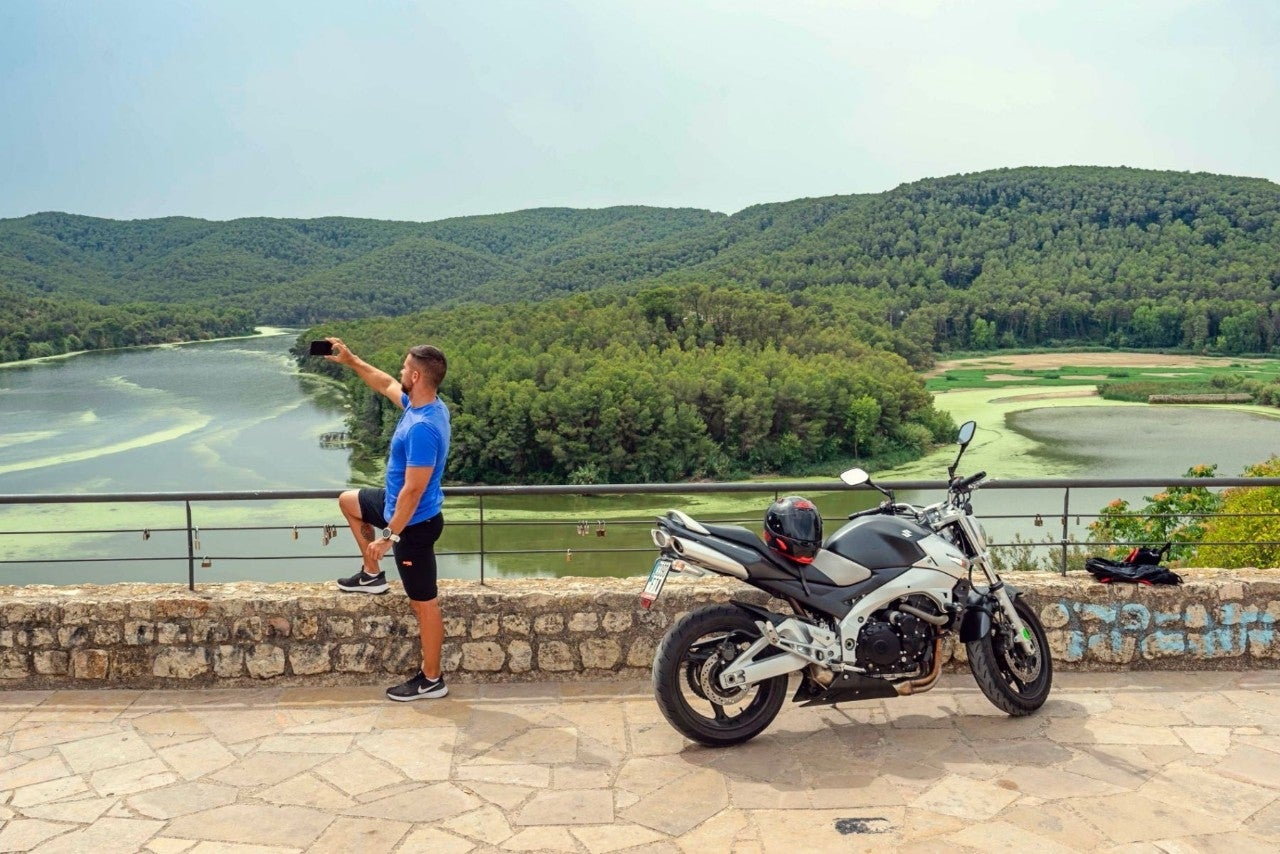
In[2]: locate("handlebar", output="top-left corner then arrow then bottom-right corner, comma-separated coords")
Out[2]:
954,470 -> 986,490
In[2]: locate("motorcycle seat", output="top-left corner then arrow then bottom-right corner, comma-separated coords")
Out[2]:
703,523 -> 767,552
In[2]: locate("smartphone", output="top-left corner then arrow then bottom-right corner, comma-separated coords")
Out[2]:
309,340 -> 334,356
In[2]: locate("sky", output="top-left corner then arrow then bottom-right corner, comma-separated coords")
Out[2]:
2,0 -> 1278,223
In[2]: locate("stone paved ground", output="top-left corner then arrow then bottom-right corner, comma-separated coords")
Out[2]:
0,671 -> 1278,853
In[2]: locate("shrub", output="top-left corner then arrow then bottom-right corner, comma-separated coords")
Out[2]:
1088,464 -> 1221,562
1196,457 -> 1280,568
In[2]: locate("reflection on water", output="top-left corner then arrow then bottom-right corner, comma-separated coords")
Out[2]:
4,344 -> 1279,586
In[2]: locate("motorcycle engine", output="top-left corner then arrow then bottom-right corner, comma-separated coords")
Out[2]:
854,596 -> 937,676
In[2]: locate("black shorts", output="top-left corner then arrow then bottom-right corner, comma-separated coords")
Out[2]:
358,488 -> 443,602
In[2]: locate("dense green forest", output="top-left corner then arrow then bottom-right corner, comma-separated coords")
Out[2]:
4,167 -> 1279,357
0,284 -> 254,362
301,285 -> 952,483
5,165 -> 1279,480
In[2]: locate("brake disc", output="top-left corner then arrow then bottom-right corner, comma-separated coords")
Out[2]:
698,660 -> 749,706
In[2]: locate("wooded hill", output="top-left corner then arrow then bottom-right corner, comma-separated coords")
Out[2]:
4,166 -> 1279,355
302,287 -> 952,484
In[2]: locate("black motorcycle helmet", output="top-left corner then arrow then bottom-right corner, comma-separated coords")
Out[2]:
763,495 -> 822,564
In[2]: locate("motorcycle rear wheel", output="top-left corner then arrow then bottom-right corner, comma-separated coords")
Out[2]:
652,603 -> 788,747
966,595 -> 1052,715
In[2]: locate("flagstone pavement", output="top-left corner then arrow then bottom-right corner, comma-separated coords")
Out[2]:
1,670 -> 1278,853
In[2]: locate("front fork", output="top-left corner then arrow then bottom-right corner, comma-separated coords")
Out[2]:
974,553 -> 1036,655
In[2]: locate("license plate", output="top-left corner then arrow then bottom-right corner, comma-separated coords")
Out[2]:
640,557 -> 673,609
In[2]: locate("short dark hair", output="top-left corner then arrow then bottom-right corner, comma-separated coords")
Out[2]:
408,344 -> 447,389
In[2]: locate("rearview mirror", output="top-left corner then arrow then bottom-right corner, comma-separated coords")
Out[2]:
957,421 -> 976,446
840,468 -> 870,486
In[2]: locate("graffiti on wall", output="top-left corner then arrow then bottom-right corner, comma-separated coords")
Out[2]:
1043,599 -> 1278,662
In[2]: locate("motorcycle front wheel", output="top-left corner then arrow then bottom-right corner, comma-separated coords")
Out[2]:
966,595 -> 1053,715
652,603 -> 788,747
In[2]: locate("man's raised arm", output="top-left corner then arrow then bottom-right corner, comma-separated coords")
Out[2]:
325,338 -> 404,408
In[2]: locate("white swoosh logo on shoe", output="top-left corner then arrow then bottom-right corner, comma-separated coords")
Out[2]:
359,576 -> 381,585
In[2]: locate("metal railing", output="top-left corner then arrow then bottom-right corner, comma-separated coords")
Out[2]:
2,476 -> 1279,588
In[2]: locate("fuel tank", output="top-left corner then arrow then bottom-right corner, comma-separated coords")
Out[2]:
823,515 -> 931,570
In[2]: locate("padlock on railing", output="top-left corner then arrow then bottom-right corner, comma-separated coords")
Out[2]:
200,556 -> 212,568
1033,514 -> 1044,527
142,528 -> 150,541
292,526 -> 299,540
192,527 -> 201,550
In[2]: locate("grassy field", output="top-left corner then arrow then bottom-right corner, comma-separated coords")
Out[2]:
926,357 -> 1280,394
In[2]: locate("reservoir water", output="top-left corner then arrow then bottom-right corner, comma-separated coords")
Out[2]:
2,336 -> 1278,584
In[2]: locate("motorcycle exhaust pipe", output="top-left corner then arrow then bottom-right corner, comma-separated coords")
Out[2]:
669,537 -> 749,580
895,636 -> 943,696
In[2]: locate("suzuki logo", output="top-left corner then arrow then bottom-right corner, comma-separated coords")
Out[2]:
900,530 -> 914,538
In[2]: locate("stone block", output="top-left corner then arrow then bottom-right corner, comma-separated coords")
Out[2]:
538,641 -> 575,671
293,614 -> 319,639
194,620 -> 230,643
462,642 -> 505,671
1218,581 -> 1245,601
534,615 -> 565,635
362,616 -> 396,638
214,646 -> 245,677
156,623 -> 186,645
111,648 -> 151,680
569,613 -> 599,633
58,625 -> 90,648
382,641 -> 417,673
0,650 -> 29,679
246,644 -> 286,678
18,627 -> 55,647
1142,631 -> 1188,658
1185,604 -> 1209,629
327,616 -> 355,638
335,643 -> 380,673
32,650 -> 69,675
155,598 -> 211,619
266,617 -> 292,639
232,618 -> 263,642
443,617 -> 468,638
626,638 -> 656,668
508,640 -> 533,673
636,610 -> 669,630
289,644 -> 334,676
72,649 -> 109,680
92,623 -> 124,645
471,615 -> 499,638
441,642 -> 462,673
125,621 -> 156,646
1039,603 -> 1070,629
602,611 -> 632,633
580,638 -> 620,670
0,630 -> 12,647
154,648 -> 210,679
502,615 -> 530,636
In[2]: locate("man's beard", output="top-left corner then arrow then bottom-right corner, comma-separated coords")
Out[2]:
402,376 -> 415,395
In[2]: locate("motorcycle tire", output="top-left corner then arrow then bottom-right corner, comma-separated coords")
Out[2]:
966,595 -> 1052,716
652,603 -> 788,747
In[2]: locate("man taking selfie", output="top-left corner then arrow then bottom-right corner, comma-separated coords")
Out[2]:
324,337 -> 452,701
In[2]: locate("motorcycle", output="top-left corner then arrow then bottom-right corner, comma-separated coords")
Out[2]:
641,420 -> 1051,747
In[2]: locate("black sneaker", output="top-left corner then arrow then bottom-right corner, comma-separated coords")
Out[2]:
336,568 -> 388,594
386,671 -> 448,702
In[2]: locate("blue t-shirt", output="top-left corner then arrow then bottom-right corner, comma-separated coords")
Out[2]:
384,394 -> 450,525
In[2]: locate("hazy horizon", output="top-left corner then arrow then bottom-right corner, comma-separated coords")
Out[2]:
4,1 -> 1278,222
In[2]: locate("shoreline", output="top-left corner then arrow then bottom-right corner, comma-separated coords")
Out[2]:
0,326 -> 295,370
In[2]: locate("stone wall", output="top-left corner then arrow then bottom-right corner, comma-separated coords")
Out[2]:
1,572 -> 1277,689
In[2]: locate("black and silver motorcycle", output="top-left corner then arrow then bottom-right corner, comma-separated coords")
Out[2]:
641,421 -> 1051,747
